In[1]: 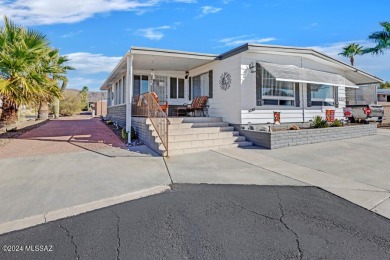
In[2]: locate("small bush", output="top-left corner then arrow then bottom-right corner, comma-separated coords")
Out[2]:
121,127 -> 128,140
289,124 -> 300,130
312,116 -> 328,128
131,127 -> 138,140
330,119 -> 343,127
106,120 -> 113,125
59,90 -> 84,116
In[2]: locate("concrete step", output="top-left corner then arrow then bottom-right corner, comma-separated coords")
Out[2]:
169,131 -> 240,142
168,126 -> 235,136
168,122 -> 229,130
168,136 -> 247,150
168,117 -> 223,124
168,141 -> 253,156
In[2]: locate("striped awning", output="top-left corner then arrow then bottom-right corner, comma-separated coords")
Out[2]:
259,62 -> 359,88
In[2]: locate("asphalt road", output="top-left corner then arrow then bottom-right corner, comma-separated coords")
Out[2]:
0,184 -> 389,260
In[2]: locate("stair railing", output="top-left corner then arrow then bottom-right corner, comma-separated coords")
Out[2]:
132,92 -> 170,156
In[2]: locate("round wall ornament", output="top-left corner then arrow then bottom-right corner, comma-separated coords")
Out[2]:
219,72 -> 232,91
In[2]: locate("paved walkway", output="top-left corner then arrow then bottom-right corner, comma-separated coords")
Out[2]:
0,117 -> 389,234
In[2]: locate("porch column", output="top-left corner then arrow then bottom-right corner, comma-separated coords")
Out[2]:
126,53 -> 134,144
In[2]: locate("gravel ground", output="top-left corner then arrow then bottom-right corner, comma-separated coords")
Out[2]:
0,119 -> 50,147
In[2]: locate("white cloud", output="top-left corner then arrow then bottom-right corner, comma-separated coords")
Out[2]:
134,25 -> 172,40
61,30 -> 83,38
65,52 -> 122,74
0,0 -> 195,25
197,6 -> 222,18
218,35 -> 276,47
309,41 -> 390,81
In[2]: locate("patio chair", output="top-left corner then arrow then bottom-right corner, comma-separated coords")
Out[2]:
186,96 -> 209,117
151,92 -> 169,114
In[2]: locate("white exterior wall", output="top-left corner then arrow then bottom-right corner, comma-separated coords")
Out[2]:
240,52 -> 347,124
189,55 -> 242,124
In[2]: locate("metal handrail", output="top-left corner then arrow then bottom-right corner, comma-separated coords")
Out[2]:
132,92 -> 170,156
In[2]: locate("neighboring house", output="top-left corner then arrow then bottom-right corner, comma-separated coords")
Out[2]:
100,43 -> 382,155
378,89 -> 390,124
378,89 -> 390,102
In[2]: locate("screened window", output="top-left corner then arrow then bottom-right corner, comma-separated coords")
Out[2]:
133,75 -> 149,96
169,78 -> 184,99
261,68 -> 294,106
192,73 -> 209,98
308,83 -> 335,106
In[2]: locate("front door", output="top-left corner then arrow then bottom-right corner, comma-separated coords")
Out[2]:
151,76 -> 168,102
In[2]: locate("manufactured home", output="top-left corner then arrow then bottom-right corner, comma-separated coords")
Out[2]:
100,44 -> 382,155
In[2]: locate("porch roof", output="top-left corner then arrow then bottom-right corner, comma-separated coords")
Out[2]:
100,47 -> 217,90
259,62 -> 359,88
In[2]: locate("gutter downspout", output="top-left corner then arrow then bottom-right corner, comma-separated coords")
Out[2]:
126,53 -> 134,144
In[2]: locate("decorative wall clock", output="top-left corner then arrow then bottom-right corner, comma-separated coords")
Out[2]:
219,72 -> 232,91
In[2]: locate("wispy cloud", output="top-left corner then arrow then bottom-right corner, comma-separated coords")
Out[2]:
218,35 -> 276,47
309,41 -> 390,80
66,52 -> 122,74
134,25 -> 172,40
303,22 -> 318,29
197,6 -> 222,18
0,0 -> 196,25
61,30 -> 83,38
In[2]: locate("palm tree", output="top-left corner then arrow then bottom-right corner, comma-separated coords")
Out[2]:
37,49 -> 74,119
0,16 -> 51,124
0,16 -> 72,124
338,43 -> 363,66
363,22 -> 390,55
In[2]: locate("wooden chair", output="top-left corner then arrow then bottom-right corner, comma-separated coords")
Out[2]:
151,92 -> 169,114
186,96 -> 209,117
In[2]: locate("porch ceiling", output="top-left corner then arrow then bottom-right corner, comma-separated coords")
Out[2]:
100,47 -> 217,90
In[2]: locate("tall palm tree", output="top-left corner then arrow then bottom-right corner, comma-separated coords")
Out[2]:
37,49 -> 74,119
0,16 -> 72,124
364,21 -> 390,55
0,16 -> 51,124
338,43 -> 363,66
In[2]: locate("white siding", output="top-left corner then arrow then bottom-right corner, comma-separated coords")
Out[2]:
189,56 -> 242,124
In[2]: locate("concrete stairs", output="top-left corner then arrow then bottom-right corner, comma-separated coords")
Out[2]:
148,117 -> 252,156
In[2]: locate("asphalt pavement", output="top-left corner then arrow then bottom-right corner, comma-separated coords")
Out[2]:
0,184 -> 389,260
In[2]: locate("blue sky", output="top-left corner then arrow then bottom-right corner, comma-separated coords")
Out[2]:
1,0 -> 389,90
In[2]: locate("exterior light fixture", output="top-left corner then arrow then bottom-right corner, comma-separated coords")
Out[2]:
185,71 -> 189,79
249,62 -> 256,73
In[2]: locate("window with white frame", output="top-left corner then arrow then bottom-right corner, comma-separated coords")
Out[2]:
192,73 -> 209,98
308,83 -> 335,106
170,77 -> 185,99
262,68 -> 295,106
133,75 -> 149,96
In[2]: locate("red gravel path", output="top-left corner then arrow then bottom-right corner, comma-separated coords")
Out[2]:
0,115 -> 126,159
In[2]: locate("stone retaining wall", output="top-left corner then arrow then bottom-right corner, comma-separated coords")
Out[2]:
239,124 -> 377,149
107,105 -> 126,128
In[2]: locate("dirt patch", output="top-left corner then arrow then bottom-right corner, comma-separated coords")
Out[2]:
0,119 -> 50,147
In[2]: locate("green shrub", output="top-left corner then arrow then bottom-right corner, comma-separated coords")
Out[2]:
121,127 -> 128,140
106,120 -> 113,125
312,116 -> 328,128
330,119 -> 343,127
131,127 -> 138,140
59,90 -> 84,116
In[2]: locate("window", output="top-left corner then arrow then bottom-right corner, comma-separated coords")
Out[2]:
133,75 -> 149,96
192,73 -> 209,98
170,77 -> 185,99
261,68 -> 295,106
308,83 -> 335,106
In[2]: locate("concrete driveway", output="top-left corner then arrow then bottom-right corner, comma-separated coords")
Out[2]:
0,116 -> 171,230
0,116 -> 389,234
165,128 -> 390,219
